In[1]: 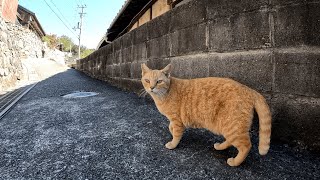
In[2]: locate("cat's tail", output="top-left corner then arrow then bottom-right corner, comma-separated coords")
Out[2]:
254,92 -> 272,155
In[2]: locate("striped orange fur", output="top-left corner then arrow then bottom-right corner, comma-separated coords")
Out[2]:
141,63 -> 272,166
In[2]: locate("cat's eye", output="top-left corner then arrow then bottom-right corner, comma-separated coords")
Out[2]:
145,79 -> 150,83
157,80 -> 163,84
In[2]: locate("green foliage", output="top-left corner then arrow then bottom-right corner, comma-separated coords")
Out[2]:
59,35 -> 75,52
42,34 -> 59,49
42,34 -> 94,59
81,49 -> 94,58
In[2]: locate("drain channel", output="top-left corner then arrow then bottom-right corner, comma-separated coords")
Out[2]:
0,83 -> 37,120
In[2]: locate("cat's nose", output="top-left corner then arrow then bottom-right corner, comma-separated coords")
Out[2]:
150,86 -> 155,91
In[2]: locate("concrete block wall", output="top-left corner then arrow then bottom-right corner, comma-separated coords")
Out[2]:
77,0 -> 320,152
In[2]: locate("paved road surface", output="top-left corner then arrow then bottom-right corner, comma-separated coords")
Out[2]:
0,68 -> 319,179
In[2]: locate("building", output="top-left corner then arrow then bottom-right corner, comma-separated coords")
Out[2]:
0,0 -> 45,38
97,0 -> 189,49
0,0 -> 18,23
17,5 -> 46,38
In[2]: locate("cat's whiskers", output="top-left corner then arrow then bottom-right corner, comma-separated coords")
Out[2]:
154,88 -> 167,98
138,89 -> 148,97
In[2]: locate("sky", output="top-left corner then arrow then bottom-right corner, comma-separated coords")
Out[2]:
18,0 -> 126,49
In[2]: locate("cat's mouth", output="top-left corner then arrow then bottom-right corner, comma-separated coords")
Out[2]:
150,88 -> 167,97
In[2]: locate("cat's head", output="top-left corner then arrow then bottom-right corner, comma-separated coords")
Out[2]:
141,63 -> 173,97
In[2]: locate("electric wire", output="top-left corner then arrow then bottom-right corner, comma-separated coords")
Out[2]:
49,0 -> 73,28
42,0 -> 77,38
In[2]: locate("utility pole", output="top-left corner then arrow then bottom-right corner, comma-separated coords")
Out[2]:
74,5 -> 86,59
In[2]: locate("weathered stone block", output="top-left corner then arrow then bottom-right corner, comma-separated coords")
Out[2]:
233,9 -> 270,49
132,23 -> 149,45
130,61 -> 145,79
270,0 -> 305,6
209,9 -> 270,52
169,54 -> 210,78
274,48 -> 320,97
113,50 -> 122,64
208,18 -> 233,52
93,59 -> 99,76
97,45 -> 107,55
88,52 -> 96,61
149,11 -> 171,39
170,58 -> 193,79
206,0 -> 269,19
209,50 -> 273,92
99,56 -> 107,76
147,35 -> 170,59
273,4 -> 308,47
95,56 -> 101,76
113,64 -> 121,77
113,38 -> 122,51
122,46 -> 133,63
106,65 -> 114,77
191,59 -> 210,78
132,42 -> 147,62
105,43 -> 113,55
120,63 -> 131,78
146,58 -> 171,71
170,23 -> 207,56
121,32 -> 133,48
106,53 -> 113,65
170,0 -> 207,32
0,31 -> 8,42
308,2 -> 320,46
119,78 -> 143,94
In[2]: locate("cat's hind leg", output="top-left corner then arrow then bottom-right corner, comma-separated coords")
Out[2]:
226,133 -> 252,166
214,141 -> 231,150
166,121 -> 185,149
221,102 -> 253,166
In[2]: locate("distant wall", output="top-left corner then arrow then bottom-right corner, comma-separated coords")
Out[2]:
0,16 -> 44,91
76,0 -> 320,152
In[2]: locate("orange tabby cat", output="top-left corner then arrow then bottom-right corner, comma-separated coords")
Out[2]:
141,63 -> 271,166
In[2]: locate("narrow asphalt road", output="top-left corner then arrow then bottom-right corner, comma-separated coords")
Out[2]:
0,69 -> 319,179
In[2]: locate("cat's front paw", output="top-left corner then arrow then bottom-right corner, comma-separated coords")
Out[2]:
165,141 -> 177,149
214,143 -> 222,150
227,158 -> 238,167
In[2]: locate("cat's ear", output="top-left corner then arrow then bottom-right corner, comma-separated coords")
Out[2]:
141,63 -> 150,76
161,64 -> 173,77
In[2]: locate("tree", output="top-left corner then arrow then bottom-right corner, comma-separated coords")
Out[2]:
59,35 -> 75,52
43,34 -> 93,59
81,49 -> 94,58
42,34 -> 59,49
71,45 -> 80,54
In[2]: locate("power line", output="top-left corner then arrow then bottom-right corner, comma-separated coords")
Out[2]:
42,0 -> 77,38
49,0 -> 73,28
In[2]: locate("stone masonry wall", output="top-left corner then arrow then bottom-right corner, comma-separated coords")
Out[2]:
0,16 -> 43,91
76,0 -> 320,152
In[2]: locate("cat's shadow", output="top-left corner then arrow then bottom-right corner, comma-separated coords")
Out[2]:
177,129 -> 238,163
